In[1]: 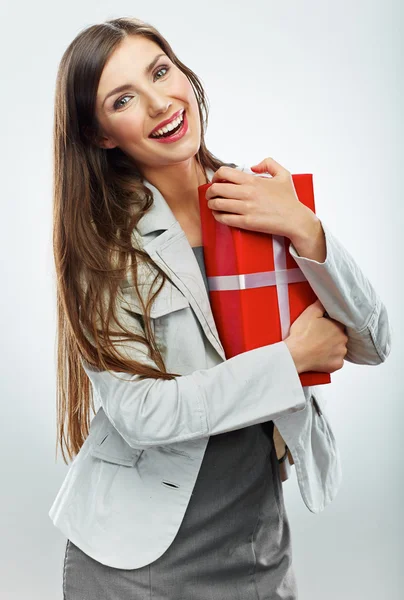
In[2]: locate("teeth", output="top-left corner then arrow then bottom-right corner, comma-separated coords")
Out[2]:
151,111 -> 184,138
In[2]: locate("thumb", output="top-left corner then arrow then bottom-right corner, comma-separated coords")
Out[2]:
250,156 -> 283,176
310,298 -> 325,315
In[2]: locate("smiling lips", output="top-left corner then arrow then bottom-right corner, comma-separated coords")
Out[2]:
149,108 -> 185,138
149,110 -> 189,144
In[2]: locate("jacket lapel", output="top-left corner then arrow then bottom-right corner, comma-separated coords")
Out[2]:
133,169 -> 226,362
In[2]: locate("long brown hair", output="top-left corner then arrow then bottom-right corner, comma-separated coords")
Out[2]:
53,16 -> 236,464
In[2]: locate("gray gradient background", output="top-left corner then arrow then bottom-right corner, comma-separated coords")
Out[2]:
0,1 -> 402,598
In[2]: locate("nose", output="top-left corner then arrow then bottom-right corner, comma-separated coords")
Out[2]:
147,92 -> 173,118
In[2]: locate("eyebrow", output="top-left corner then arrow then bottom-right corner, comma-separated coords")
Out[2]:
102,53 -> 167,107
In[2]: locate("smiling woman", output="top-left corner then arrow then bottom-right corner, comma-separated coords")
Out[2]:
52,16 -> 238,463
94,35 -> 202,181
49,13 -> 391,600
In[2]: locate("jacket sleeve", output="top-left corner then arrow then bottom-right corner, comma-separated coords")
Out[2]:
81,285 -> 307,449
288,219 -> 392,365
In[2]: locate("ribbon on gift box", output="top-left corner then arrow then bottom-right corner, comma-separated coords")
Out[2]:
207,235 -> 308,340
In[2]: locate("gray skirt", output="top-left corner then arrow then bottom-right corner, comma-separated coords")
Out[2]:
63,421 -> 297,599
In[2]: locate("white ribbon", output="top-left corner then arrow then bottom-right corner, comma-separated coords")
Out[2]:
207,235 -> 307,340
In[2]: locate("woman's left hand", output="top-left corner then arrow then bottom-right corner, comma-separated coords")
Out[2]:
207,157 -> 315,239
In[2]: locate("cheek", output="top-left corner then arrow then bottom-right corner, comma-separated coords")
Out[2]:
182,84 -> 201,126
116,114 -> 144,142
176,72 -> 197,104
187,90 -> 200,114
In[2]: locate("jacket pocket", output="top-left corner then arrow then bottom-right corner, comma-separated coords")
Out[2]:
88,409 -> 143,467
121,282 -> 190,318
311,394 -> 323,417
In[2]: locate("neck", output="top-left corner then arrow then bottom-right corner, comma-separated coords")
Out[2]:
140,159 -> 208,216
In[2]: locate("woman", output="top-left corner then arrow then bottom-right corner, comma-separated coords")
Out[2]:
49,16 -> 391,600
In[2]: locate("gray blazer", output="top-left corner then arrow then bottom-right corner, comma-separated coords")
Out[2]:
49,165 -> 391,569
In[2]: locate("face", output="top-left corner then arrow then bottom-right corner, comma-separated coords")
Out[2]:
95,35 -> 202,176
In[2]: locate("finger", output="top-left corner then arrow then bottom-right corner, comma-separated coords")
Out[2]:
211,166 -> 250,185
212,211 -> 251,228
250,156 -> 288,177
206,182 -> 247,201
208,197 -> 248,215
310,299 -> 325,314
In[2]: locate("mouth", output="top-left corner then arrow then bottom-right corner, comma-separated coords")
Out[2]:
149,109 -> 188,144
148,109 -> 186,140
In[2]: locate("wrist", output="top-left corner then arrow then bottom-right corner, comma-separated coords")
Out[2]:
289,212 -> 327,263
284,337 -> 308,374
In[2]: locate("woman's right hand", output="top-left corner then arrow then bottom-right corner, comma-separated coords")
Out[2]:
284,299 -> 349,374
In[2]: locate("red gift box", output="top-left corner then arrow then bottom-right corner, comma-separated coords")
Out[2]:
198,172 -> 331,387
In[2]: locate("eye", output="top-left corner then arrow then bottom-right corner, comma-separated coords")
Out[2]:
154,65 -> 169,80
113,95 -> 132,110
113,65 -> 170,111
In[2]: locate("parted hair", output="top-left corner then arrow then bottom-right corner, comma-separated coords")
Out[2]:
53,16 -> 236,463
